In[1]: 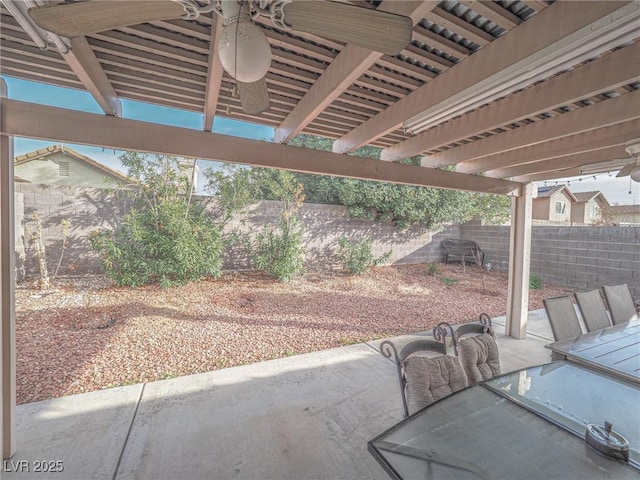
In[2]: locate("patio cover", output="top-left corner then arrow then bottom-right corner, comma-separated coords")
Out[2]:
1,0 -> 639,459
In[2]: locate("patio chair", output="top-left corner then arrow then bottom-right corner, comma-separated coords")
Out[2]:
543,295 -> 583,341
575,290 -> 611,332
380,324 -> 467,417
602,284 -> 638,325
443,314 -> 501,386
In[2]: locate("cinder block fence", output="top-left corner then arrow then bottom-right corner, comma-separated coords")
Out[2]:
14,183 -> 640,298
461,221 -> 639,298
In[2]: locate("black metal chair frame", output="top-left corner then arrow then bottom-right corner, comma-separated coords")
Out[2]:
435,313 -> 495,357
380,323 -> 455,418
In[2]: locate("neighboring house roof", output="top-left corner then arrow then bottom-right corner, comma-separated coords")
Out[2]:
572,190 -> 610,207
14,175 -> 30,183
608,205 -> 640,215
536,185 -> 577,202
14,144 -> 130,184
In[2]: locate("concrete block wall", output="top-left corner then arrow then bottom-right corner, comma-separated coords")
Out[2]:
15,185 -> 444,277
222,200 -> 446,271
16,182 -> 130,277
14,182 -> 639,298
461,222 -> 640,298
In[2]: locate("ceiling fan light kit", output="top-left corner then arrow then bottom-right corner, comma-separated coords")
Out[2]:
217,19 -> 272,83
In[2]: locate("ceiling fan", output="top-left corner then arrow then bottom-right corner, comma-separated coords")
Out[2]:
619,138 -> 640,183
27,0 -> 412,115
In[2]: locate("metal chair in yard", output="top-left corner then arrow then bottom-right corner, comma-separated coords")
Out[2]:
575,290 -> 612,332
543,295 -> 583,342
444,313 -> 501,386
602,284 -> 639,325
380,324 -> 467,417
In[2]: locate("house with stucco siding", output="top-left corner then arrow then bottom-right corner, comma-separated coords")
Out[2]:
533,185 -> 577,222
14,145 -> 130,188
570,191 -> 610,224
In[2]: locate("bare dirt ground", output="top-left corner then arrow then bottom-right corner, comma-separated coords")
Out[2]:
16,264 -> 573,404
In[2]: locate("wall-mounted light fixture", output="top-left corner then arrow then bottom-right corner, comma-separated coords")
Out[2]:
403,2 -> 640,135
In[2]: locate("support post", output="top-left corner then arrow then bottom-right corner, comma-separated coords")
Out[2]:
506,183 -> 534,339
0,79 -> 16,458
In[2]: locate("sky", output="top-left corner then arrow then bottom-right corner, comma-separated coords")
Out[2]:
4,76 -> 639,205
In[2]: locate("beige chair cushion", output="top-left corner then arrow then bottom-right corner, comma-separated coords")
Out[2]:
458,334 -> 501,385
403,355 -> 468,415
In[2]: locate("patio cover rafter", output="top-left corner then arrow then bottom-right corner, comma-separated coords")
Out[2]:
381,42 -> 640,162
63,37 -> 121,116
507,145 -> 628,181
440,90 -> 640,171
332,1 -> 629,154
0,99 -> 520,195
274,0 -> 436,144
459,119 -> 640,179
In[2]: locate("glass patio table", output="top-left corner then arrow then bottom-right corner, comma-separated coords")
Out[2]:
368,361 -> 640,480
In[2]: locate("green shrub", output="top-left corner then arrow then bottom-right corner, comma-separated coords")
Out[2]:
427,262 -> 440,276
253,215 -> 305,282
90,153 -> 226,288
529,275 -> 544,290
90,210 -> 223,289
337,237 -> 392,275
441,276 -> 459,287
252,183 -> 306,282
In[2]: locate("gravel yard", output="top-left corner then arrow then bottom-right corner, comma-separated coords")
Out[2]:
16,263 -> 573,404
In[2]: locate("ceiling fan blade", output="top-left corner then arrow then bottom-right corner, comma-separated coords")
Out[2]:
616,162 -> 636,177
283,1 -> 412,55
28,1 -> 184,38
238,78 -> 270,114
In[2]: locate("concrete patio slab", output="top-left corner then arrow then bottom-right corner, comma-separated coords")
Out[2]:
4,384 -> 143,479
4,311 -> 555,480
115,344 -> 400,480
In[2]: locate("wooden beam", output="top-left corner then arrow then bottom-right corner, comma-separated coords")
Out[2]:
500,145 -> 627,179
433,90 -> 640,170
333,1 -> 628,153
458,120 -> 640,177
506,183 -> 534,339
0,79 -> 16,459
273,0 -> 436,144
62,37 -> 121,116
0,99 -> 520,195
203,15 -> 224,132
381,42 -> 640,162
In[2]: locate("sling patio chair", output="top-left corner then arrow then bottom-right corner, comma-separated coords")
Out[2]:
543,295 -> 583,342
380,324 -> 467,417
602,284 -> 639,325
575,290 -> 611,332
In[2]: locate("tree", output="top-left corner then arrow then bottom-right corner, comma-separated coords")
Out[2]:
91,153 -> 233,288
286,134 -> 511,229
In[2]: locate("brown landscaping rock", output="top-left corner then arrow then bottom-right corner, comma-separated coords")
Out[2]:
15,264 -> 572,404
